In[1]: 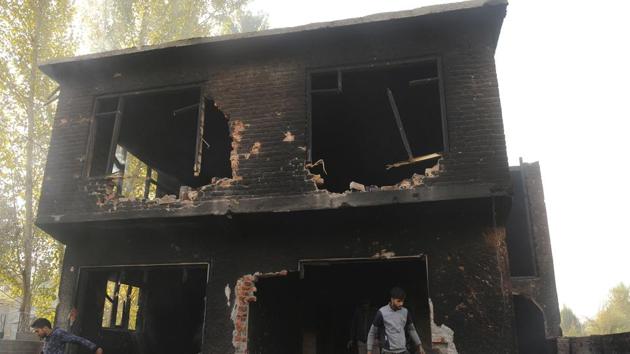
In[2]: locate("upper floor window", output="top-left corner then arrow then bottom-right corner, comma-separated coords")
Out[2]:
308,59 -> 446,193
87,86 -> 232,200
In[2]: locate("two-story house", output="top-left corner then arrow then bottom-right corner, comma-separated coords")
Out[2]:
36,1 -> 560,353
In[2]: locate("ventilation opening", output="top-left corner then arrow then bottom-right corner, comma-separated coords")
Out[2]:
506,168 -> 537,276
513,295 -> 549,354
248,257 -> 430,354
310,60 -> 445,193
75,265 -> 208,354
88,87 -> 231,200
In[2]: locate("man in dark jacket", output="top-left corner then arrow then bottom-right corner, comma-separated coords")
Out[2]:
31,318 -> 104,354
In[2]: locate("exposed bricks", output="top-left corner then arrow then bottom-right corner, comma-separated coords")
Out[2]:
230,120 -> 247,181
37,6 -> 510,225
231,271 -> 288,354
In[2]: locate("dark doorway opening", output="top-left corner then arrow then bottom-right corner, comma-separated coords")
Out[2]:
513,295 -> 548,354
73,264 -> 208,354
248,257 -> 430,354
309,60 -> 446,192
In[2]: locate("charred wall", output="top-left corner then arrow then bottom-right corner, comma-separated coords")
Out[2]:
53,199 -> 516,354
38,5 -> 509,225
509,162 -> 561,339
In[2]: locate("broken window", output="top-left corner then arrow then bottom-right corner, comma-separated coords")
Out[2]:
88,86 -> 232,199
101,276 -> 141,330
309,59 -> 446,192
75,265 -> 208,354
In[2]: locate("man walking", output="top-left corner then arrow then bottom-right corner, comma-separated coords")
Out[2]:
31,318 -> 104,354
366,287 -> 424,354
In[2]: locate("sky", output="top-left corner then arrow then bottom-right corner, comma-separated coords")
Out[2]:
247,0 -> 630,319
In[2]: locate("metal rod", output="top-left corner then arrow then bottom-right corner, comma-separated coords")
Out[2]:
45,86 -> 60,101
386,88 -> 413,160
409,77 -> 438,86
109,273 -> 122,328
43,94 -> 59,106
105,97 -> 125,175
95,110 -> 121,117
173,103 -> 199,116
193,95 -> 205,176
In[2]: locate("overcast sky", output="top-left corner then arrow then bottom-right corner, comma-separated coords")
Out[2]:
248,0 -> 630,319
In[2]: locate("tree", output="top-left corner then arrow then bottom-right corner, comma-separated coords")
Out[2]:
0,0 -> 75,330
77,0 -> 268,53
584,283 -> 630,335
560,305 -> 584,337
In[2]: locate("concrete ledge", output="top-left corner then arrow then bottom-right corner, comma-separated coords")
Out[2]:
37,183 -> 507,226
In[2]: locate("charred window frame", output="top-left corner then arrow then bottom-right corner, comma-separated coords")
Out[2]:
84,84 -> 231,198
72,263 -> 211,351
101,270 -> 141,331
306,57 -> 448,192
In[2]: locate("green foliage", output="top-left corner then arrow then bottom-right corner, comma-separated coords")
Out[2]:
560,305 -> 584,337
78,0 -> 268,52
584,283 -> 630,335
0,0 -> 75,324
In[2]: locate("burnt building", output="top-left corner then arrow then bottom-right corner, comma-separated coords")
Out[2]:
36,0 -> 559,353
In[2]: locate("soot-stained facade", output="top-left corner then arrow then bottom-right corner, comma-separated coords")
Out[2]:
35,1 -> 560,353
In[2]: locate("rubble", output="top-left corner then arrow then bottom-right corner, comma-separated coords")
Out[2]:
283,131 -> 295,142
249,141 -> 262,156
349,181 -> 366,192
430,299 -> 458,354
372,249 -> 396,258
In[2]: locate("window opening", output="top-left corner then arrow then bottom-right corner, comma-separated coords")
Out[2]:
248,257 -> 431,354
101,274 -> 141,331
309,60 -> 446,193
88,87 -> 232,200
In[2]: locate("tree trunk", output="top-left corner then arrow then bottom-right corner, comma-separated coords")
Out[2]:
18,0 -> 40,333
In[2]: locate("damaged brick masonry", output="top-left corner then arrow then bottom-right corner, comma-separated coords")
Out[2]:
34,1 -> 570,353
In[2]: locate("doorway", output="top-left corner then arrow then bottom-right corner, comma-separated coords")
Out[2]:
72,264 -> 208,354
248,256 -> 430,354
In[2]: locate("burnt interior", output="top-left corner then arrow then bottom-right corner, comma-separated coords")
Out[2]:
513,295 -> 548,354
310,60 -> 445,192
506,168 -> 537,276
74,265 -> 207,354
248,258 -> 430,354
88,87 -> 232,199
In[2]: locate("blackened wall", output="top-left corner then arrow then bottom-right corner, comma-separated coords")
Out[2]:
54,200 -> 515,354
37,5 -> 509,226
511,162 -> 561,338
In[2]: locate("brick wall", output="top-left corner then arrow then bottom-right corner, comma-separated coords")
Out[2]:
511,162 -> 562,338
54,201 -> 517,354
38,6 -> 510,227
